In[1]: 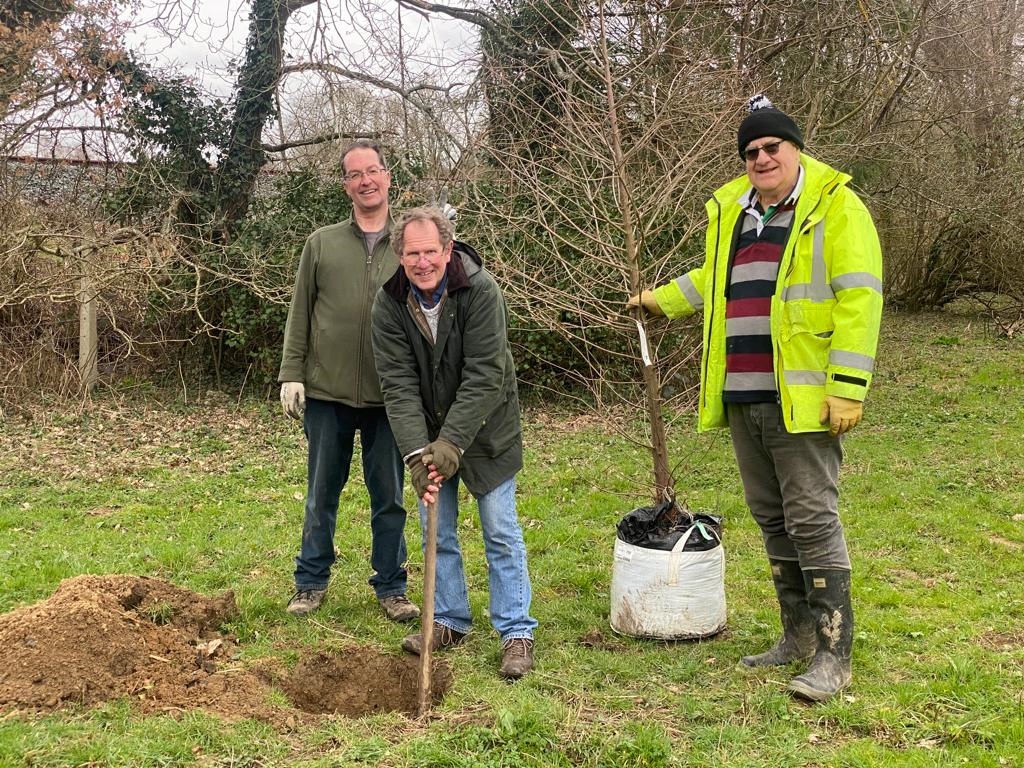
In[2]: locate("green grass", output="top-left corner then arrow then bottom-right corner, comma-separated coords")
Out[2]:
1,310 -> 1023,767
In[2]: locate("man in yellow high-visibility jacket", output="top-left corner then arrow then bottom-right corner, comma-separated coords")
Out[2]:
629,96 -> 883,702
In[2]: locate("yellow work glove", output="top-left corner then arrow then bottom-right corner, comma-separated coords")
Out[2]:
819,395 -> 863,436
626,290 -> 665,316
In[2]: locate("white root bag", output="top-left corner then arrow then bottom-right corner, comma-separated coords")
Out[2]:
610,524 -> 727,640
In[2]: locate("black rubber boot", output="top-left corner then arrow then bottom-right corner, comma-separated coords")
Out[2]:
788,568 -> 853,702
739,559 -> 816,669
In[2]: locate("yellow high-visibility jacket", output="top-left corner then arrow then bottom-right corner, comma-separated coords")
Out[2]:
653,154 -> 883,433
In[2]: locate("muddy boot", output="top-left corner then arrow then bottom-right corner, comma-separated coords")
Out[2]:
788,569 -> 853,702
378,594 -> 420,623
499,638 -> 534,680
401,623 -> 467,655
286,588 -> 326,617
739,559 -> 816,669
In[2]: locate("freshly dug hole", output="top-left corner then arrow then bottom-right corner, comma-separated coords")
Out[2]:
278,650 -> 452,716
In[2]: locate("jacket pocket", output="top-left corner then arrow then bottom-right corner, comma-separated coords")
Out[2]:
779,301 -> 832,392
468,394 -> 521,458
780,301 -> 835,341
305,327 -> 322,388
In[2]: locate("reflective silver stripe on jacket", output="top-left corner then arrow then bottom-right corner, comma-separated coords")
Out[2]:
830,349 -> 875,372
781,221 -> 833,302
781,221 -> 884,303
832,272 -> 883,293
785,369 -> 827,385
674,274 -> 703,311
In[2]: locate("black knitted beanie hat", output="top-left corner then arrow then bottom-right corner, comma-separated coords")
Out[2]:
737,95 -> 804,159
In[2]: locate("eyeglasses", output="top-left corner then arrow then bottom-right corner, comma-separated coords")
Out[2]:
400,248 -> 444,264
744,141 -> 784,162
344,167 -> 387,183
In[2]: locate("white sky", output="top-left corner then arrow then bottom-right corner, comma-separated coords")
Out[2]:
124,0 -> 479,97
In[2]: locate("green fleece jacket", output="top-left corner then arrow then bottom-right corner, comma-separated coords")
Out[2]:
278,216 -> 397,406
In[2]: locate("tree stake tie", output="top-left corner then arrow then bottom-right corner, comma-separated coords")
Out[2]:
634,319 -> 653,367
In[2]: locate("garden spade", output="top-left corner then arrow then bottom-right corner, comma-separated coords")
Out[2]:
417,497 -> 439,716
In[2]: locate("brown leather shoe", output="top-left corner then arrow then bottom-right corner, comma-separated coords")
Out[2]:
286,588 -> 326,617
401,622 -> 467,655
499,638 -> 534,680
379,594 -> 420,623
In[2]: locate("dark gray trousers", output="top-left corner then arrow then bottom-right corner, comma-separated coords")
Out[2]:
727,402 -> 850,570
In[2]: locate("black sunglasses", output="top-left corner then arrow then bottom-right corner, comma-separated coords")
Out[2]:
744,140 -> 784,162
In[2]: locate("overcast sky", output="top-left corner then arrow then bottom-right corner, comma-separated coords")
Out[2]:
124,0 -> 246,94
125,0 -> 478,97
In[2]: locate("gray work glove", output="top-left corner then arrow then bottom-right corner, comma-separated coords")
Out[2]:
406,456 -> 432,499
422,438 -> 461,479
280,382 -> 305,420
442,203 -> 457,223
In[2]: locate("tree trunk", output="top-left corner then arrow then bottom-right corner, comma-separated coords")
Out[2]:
215,0 -> 316,235
595,0 -> 674,503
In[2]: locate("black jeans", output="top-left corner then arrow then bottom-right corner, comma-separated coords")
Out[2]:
727,402 -> 850,570
294,397 -> 409,597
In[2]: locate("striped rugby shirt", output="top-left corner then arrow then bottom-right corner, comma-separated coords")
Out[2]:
723,167 -> 805,403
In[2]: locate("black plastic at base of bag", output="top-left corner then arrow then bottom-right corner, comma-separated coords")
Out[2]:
616,501 -> 723,552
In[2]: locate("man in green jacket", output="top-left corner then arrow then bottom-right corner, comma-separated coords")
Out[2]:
629,96 -> 883,701
277,140 -> 419,623
370,206 -> 538,680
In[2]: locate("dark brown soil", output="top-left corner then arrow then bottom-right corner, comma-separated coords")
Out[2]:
0,574 -> 450,724
274,650 -> 452,717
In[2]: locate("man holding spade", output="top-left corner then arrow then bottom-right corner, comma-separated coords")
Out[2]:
370,206 -> 538,680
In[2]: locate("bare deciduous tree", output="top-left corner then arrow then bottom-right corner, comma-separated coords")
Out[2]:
462,0 -> 746,503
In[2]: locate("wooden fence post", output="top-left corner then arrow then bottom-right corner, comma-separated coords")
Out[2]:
78,247 -> 98,392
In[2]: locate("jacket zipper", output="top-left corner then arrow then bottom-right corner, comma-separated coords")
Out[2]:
357,232 -> 386,405
774,173 -> 841,419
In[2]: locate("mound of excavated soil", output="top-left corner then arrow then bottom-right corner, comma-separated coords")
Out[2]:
0,574 -> 279,721
0,575 -> 450,724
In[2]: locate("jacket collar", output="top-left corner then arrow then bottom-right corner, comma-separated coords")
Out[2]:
709,153 -> 850,224
346,213 -> 393,236
714,154 -> 848,207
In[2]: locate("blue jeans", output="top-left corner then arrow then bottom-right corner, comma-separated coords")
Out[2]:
727,402 -> 849,570
294,397 -> 410,598
419,474 -> 537,642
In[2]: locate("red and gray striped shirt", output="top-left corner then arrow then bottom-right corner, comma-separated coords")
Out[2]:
723,169 -> 804,403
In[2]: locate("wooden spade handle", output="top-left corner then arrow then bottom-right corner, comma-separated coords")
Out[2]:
417,497 -> 439,717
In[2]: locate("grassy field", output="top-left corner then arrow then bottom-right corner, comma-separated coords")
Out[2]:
1,309 -> 1023,767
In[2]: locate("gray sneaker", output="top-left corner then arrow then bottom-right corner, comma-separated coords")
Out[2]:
287,588 -> 326,616
379,594 -> 421,623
